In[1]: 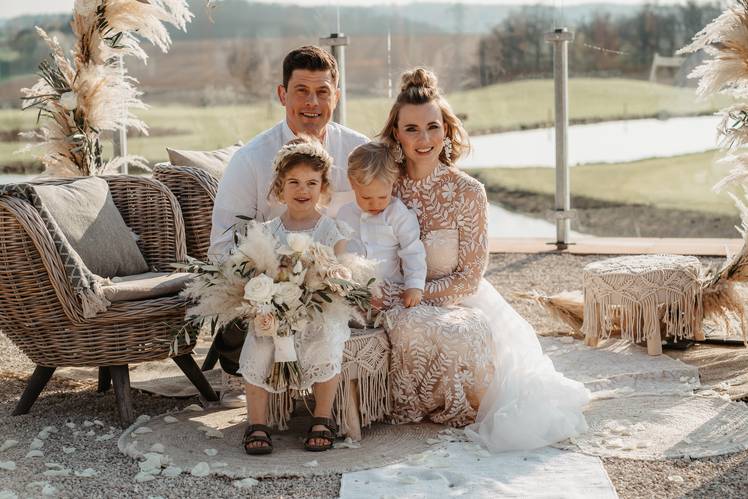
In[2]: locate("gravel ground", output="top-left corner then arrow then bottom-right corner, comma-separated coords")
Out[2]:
1,252 -> 747,499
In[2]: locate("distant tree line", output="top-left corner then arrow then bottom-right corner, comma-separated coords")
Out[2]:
475,1 -> 722,85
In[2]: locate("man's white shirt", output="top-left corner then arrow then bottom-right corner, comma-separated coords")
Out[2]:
209,120 -> 368,260
336,198 -> 426,290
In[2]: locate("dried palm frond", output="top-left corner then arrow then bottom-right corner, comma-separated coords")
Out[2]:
713,153 -> 748,192
702,277 -> 747,341
514,290 -> 586,335
21,1 -> 192,177
679,2 -> 748,97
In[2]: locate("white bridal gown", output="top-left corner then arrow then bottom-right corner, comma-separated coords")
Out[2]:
384,163 -> 590,452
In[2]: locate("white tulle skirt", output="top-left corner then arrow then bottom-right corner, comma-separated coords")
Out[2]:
463,279 -> 591,452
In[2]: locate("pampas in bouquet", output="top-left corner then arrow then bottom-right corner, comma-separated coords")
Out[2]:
20,1 -> 193,176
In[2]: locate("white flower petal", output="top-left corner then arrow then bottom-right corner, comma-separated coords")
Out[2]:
62,447 -> 76,455
149,443 -> 165,453
203,449 -> 217,457
161,465 -> 182,477
42,468 -> 70,477
37,431 -> 49,441
136,415 -> 151,424
25,450 -> 44,459
74,468 -> 97,477
95,434 -> 114,442
0,440 -> 18,452
133,427 -> 153,435
29,439 -> 44,450
190,462 -> 210,477
163,416 -> 178,424
41,484 -> 57,497
668,475 -> 684,483
233,478 -> 259,489
205,429 -> 224,439
183,404 -> 203,412
134,471 -> 156,482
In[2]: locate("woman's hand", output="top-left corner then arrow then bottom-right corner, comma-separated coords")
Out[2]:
402,288 -> 423,308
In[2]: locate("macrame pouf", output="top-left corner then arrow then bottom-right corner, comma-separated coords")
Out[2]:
582,255 -> 704,356
268,327 -> 390,440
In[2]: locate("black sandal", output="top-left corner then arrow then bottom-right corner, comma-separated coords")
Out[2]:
243,424 -> 273,455
304,417 -> 338,452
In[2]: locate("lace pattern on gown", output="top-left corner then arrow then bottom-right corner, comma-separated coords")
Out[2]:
385,164 -> 494,426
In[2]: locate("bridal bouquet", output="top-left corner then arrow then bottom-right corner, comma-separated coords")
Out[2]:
179,222 -> 377,390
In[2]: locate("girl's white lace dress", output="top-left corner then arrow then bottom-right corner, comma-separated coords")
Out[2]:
237,216 -> 351,393
384,163 -> 591,451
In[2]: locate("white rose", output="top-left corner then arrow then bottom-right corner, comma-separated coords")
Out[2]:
243,274 -> 275,304
273,281 -> 303,306
59,91 -> 78,111
287,233 -> 312,253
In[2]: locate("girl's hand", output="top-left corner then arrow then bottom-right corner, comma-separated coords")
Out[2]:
402,288 -> 423,308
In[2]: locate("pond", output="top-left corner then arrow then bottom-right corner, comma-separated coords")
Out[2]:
460,115 -> 721,169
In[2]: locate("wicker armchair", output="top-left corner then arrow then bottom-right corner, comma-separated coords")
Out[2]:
153,164 -> 218,262
0,175 -> 218,424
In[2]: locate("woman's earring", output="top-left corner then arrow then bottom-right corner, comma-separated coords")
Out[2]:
392,142 -> 405,163
442,137 -> 453,163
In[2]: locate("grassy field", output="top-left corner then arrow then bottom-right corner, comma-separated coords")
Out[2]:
0,77 -> 733,167
467,150 -> 741,216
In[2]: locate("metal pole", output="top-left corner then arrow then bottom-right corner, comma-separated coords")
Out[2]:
112,55 -> 128,174
545,28 -> 574,250
319,33 -> 348,126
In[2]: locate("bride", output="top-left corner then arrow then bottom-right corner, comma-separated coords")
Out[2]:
378,67 -> 590,451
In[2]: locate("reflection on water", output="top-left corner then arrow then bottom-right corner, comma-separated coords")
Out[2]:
461,115 -> 721,169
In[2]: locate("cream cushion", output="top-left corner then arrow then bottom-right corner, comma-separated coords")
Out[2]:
166,142 -> 242,179
102,272 -> 193,302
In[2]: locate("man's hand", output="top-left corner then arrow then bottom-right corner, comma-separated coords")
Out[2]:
402,288 -> 423,308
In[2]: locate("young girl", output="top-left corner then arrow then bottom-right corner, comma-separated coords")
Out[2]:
237,137 -> 350,455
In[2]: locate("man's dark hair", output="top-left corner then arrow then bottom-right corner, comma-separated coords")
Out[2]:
282,46 -> 338,88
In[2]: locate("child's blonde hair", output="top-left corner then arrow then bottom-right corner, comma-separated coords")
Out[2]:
268,136 -> 332,205
347,141 -> 401,187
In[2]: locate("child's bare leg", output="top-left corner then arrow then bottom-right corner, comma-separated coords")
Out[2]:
310,374 -> 340,446
245,382 -> 270,449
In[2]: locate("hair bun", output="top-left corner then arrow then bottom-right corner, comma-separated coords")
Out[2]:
400,67 -> 438,93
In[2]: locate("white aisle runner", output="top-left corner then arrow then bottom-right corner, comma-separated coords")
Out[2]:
340,443 -> 617,498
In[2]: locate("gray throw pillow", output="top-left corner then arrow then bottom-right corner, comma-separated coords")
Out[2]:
33,177 -> 149,278
166,142 -> 242,180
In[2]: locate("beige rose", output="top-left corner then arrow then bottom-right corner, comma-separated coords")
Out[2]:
253,313 -> 278,337
324,265 -> 353,294
273,281 -> 303,306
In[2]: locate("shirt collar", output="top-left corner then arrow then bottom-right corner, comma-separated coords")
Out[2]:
282,120 -> 330,150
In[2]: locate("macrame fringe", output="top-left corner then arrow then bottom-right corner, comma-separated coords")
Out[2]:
265,332 -> 391,435
583,279 -> 703,343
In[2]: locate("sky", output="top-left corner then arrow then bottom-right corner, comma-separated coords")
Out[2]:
2,0 -> 690,19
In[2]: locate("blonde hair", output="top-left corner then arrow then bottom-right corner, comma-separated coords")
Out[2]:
347,141 -> 400,187
378,67 -> 469,166
268,136 -> 332,205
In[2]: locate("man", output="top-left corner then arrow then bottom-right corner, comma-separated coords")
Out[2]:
208,45 -> 368,406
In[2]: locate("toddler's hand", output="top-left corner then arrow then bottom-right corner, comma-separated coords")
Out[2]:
402,288 -> 423,308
